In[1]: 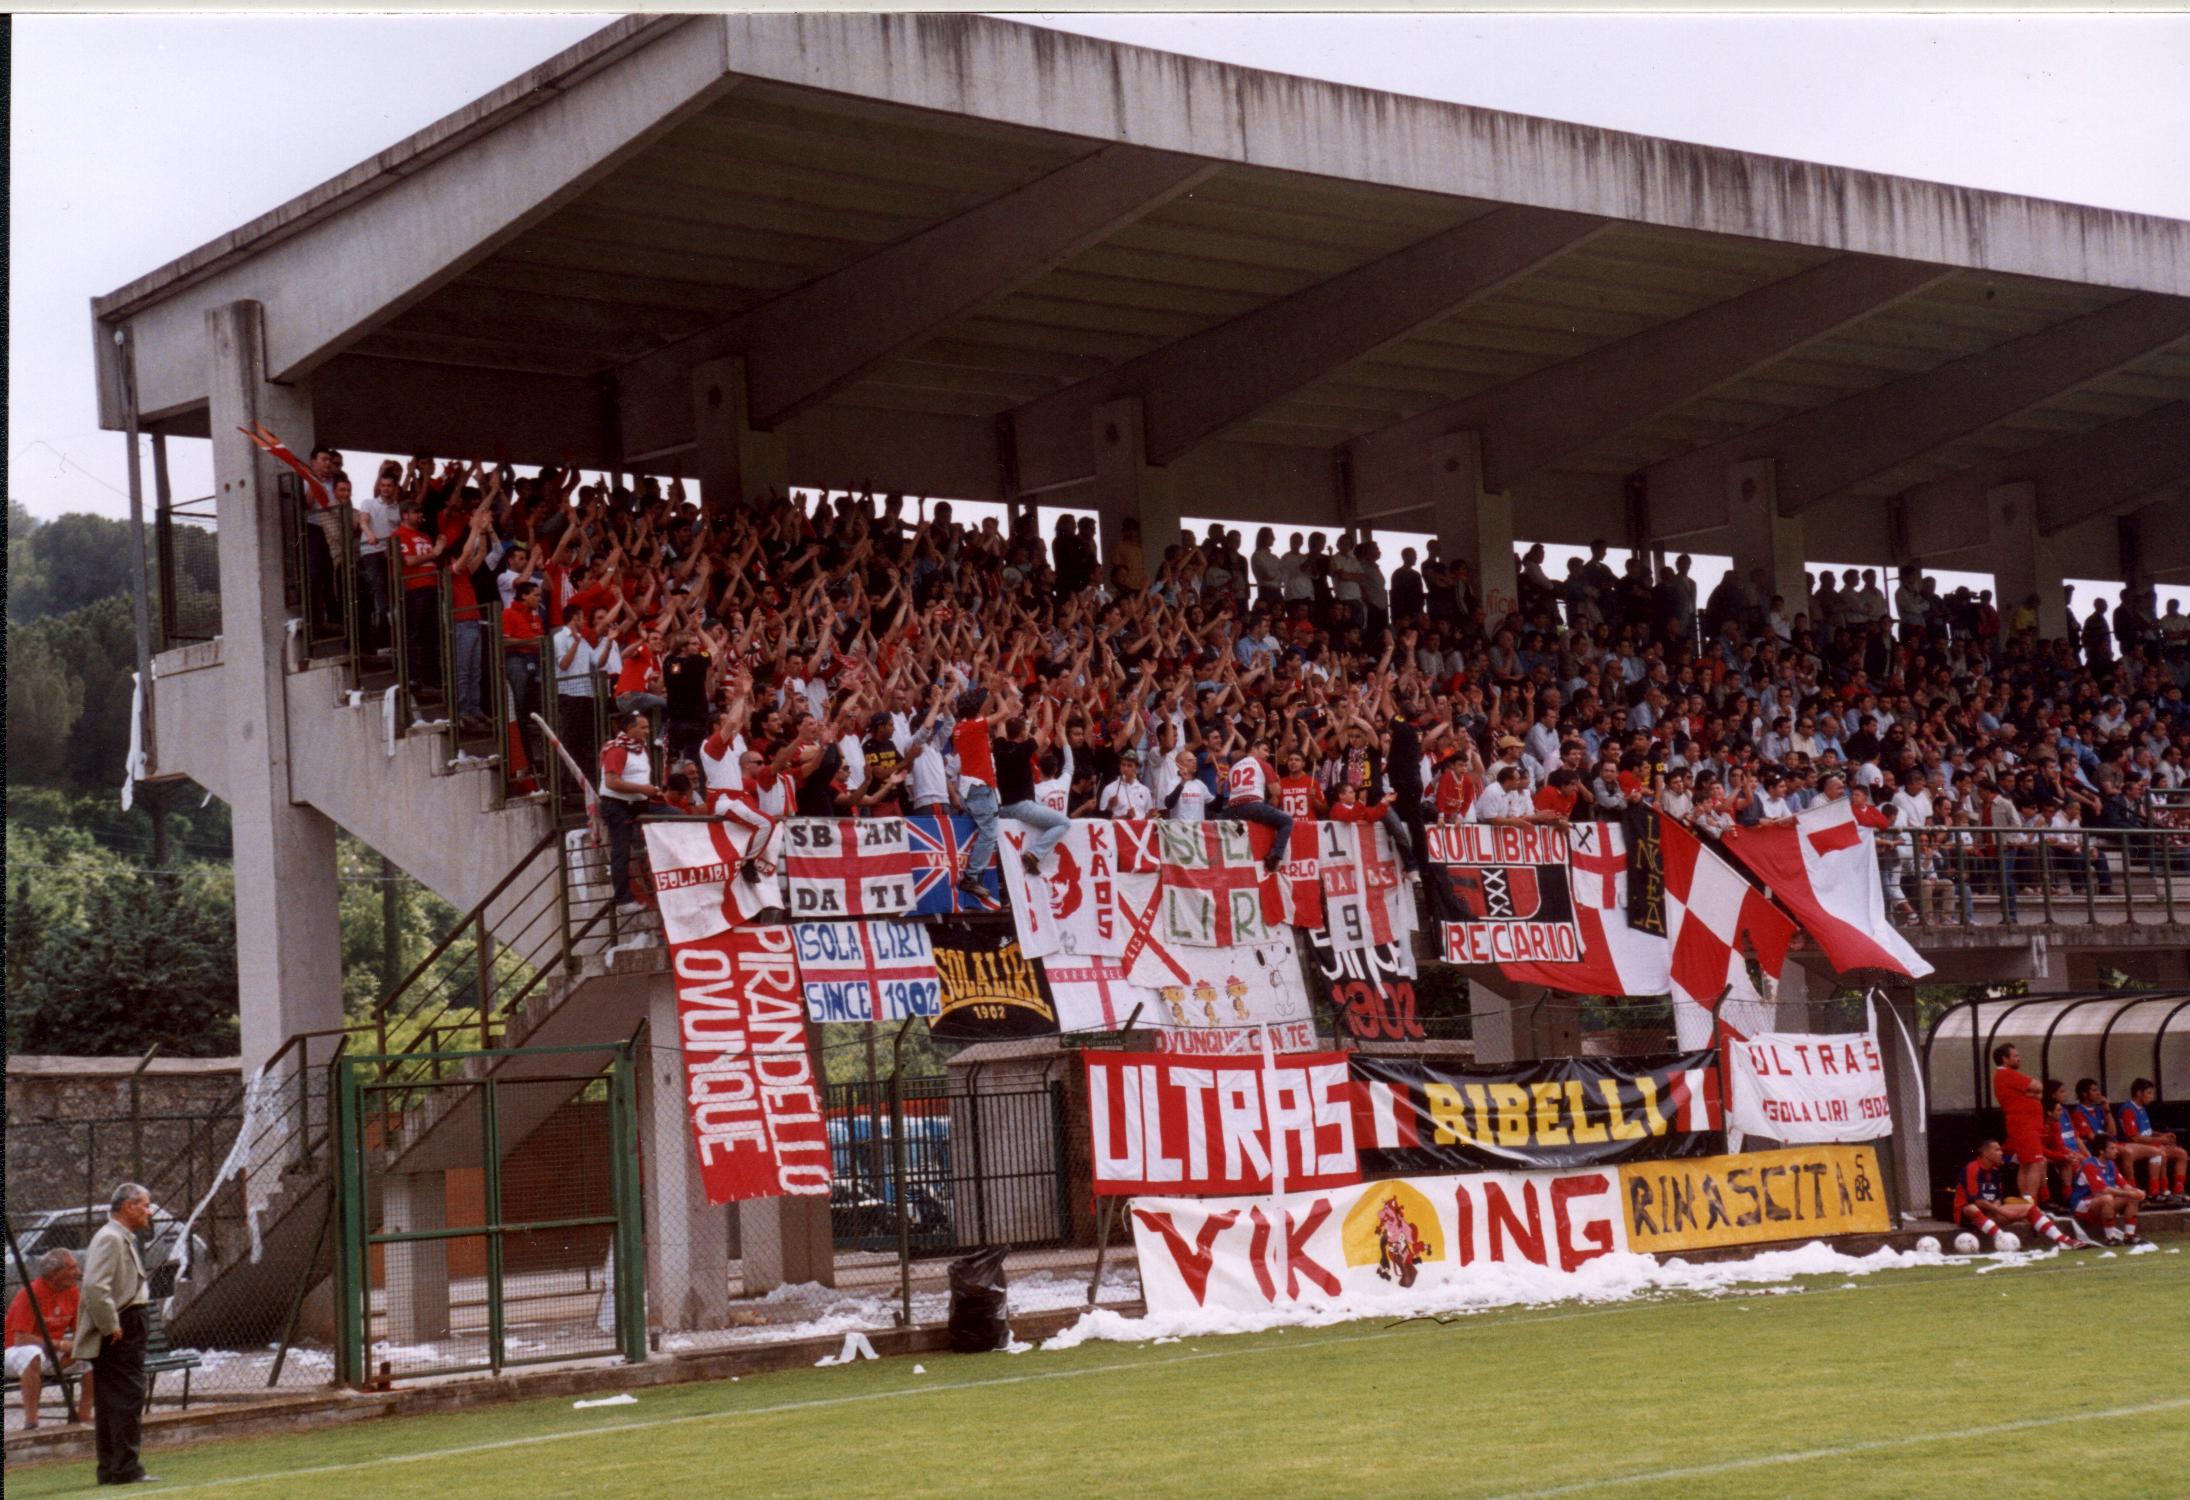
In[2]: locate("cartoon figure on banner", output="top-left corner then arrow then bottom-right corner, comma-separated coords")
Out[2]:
1375,1196 -> 1429,1288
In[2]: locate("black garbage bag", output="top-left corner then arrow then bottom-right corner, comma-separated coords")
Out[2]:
946,1246 -> 1011,1353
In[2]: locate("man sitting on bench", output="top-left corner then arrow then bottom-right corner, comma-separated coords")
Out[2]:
2114,1079 -> 2187,1208
4,1248 -> 92,1428
1953,1139 -> 2078,1251
2066,1134 -> 2145,1245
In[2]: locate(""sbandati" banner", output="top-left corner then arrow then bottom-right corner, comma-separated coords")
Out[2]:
1426,824 -> 1583,965
1085,1050 -> 1360,1197
1618,1144 -> 1889,1253
1725,1031 -> 1893,1142
1351,1052 -> 1721,1172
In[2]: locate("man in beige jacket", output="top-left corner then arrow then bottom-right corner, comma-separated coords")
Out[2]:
74,1183 -> 153,1485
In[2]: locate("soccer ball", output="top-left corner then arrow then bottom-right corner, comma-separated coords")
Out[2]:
1992,1230 -> 2021,1253
1952,1232 -> 1981,1254
1913,1235 -> 1942,1255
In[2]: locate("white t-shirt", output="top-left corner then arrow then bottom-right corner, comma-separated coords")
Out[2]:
1100,777 -> 1153,819
1170,779 -> 1211,821
1469,786 -> 1534,822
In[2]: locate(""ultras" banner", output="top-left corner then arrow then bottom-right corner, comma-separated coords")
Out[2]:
1350,1052 -> 1720,1172
1085,1050 -> 1360,1197
1725,1031 -> 1893,1143
1131,1166 -> 1629,1317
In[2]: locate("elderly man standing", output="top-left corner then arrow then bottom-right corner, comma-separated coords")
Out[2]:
4,1247 -> 92,1428
74,1183 -> 153,1485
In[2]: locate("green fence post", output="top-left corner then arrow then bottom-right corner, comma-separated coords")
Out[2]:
333,1055 -> 367,1387
482,1076 -> 506,1377
608,1045 -> 648,1365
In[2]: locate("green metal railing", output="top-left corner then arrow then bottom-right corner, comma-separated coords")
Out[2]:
1869,826 -> 2187,929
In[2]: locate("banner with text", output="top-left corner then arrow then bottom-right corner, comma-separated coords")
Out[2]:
1085,1050 -> 1360,1197
1351,1052 -> 1720,1173
1725,1032 -> 1893,1142
1427,824 -> 1584,966
1618,1144 -> 1890,1253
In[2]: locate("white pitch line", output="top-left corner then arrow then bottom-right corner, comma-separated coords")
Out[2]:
1473,1397 -> 2190,1500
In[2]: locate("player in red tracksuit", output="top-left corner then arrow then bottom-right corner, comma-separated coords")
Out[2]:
1952,1140 -> 2076,1250
2114,1079 -> 2187,1205
1991,1044 -> 2048,1204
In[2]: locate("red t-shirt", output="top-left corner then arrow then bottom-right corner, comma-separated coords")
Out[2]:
1277,774 -> 1322,820
501,603 -> 543,650
394,525 -> 439,592
1534,784 -> 1578,819
615,643 -> 658,699
1435,768 -> 1480,819
954,718 -> 997,789
1994,1066 -> 2042,1145
3,1278 -> 79,1350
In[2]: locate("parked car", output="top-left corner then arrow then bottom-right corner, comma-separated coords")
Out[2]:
4,1202 -> 203,1304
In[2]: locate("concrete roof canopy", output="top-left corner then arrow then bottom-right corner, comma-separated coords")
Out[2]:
92,12 -> 2190,577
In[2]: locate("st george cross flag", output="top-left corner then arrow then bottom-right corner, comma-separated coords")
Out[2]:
1156,821 -> 1274,947
648,818 -> 782,930
1721,800 -> 1933,979
1498,822 -> 1671,997
1316,821 -> 1415,953
905,813 -> 998,918
1659,814 -> 1796,1049
1043,953 -> 1157,1034
792,921 -> 942,1022
785,818 -> 916,919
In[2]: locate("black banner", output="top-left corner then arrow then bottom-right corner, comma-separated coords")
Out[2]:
1350,1051 -> 1722,1172
1623,803 -> 1665,936
1303,929 -> 1424,1043
927,919 -> 1062,1042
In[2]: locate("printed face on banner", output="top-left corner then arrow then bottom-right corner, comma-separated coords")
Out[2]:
1304,927 -> 1423,1043
1427,823 -> 1583,965
1085,1051 -> 1361,1196
1045,821 -> 1127,957
786,818 -> 915,919
793,921 -> 941,1023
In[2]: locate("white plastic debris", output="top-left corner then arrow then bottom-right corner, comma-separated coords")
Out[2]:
912,1364 -> 926,1375
814,1331 -> 880,1367
572,1393 -> 637,1410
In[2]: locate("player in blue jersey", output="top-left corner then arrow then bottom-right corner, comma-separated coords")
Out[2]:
2113,1079 -> 2185,1207
2066,1133 -> 2145,1244
1952,1140 -> 2076,1251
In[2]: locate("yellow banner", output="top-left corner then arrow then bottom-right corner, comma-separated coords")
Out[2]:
1618,1145 -> 1889,1254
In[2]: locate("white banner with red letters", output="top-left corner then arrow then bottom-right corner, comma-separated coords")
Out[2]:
646,825 -> 832,1203
1130,1166 -> 1629,1317
1725,1030 -> 1894,1142
1085,1050 -> 1361,1197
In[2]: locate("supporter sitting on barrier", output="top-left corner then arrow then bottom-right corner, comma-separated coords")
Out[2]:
2065,1134 -> 2145,1244
2113,1079 -> 2187,1207
1953,1140 -> 2079,1251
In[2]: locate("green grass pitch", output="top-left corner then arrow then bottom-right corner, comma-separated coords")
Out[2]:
10,1249 -> 2186,1499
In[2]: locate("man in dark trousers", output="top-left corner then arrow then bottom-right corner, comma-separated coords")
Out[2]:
75,1182 -> 154,1485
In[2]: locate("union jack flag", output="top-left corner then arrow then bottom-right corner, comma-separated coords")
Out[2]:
907,813 -> 998,917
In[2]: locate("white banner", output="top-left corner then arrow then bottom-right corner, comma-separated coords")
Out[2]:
1726,1031 -> 1893,1142
1131,1168 -> 1630,1318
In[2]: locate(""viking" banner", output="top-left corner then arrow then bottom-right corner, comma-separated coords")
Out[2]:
1085,1050 -> 1360,1197
1426,824 -> 1584,965
1351,1052 -> 1720,1172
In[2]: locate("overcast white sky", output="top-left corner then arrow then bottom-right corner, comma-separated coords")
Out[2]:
11,11 -> 2189,608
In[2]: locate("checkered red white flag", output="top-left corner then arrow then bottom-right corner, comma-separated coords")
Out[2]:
1658,813 -> 1795,1049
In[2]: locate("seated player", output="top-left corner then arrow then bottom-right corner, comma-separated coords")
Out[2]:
1953,1139 -> 2079,1251
2113,1078 -> 2187,1208
2066,1133 -> 2145,1244
2041,1078 -> 2079,1210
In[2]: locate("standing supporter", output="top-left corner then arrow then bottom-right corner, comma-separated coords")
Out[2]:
599,710 -> 670,914
552,604 -> 610,805
953,686 -> 1010,898
393,497 -> 444,711
660,630 -> 714,776
857,712 -> 909,817
1100,749 -> 1153,819
501,579 -> 546,782
1165,749 -> 1211,822
995,714 -> 1069,869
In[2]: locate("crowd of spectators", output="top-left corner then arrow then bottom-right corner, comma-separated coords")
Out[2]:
263,433 -> 2190,921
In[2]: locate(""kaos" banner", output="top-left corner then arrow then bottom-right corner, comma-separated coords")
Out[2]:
1085,1050 -> 1360,1197
1725,1031 -> 1893,1142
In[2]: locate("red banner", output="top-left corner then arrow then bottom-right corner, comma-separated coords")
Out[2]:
1084,1049 -> 1361,1197
669,924 -> 832,1203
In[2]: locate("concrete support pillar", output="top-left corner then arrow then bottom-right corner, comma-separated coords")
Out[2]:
381,1173 -> 451,1342
637,983 -> 733,1332
1091,396 -> 1179,585
738,1191 -> 836,1297
1467,980 -> 1574,1064
206,302 -> 344,1074
1726,459 -> 1808,623
1771,961 -> 1835,1034
690,356 -> 788,519
1429,432 -> 1517,622
1875,987 -> 1931,1222
1982,481 -> 2069,641
2026,939 -> 2073,995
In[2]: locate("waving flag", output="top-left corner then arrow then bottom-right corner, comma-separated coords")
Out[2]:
1660,815 -> 1796,1048
906,813 -> 997,918
1722,800 -> 1933,979
1499,822 -> 1671,998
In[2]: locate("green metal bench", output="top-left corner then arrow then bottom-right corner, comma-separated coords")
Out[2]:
141,1302 -> 203,1410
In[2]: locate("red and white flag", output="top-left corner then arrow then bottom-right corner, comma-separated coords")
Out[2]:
1498,822 -> 1670,997
1721,800 -> 1933,979
1156,821 -> 1274,947
1316,821 -> 1414,952
1660,814 -> 1795,1049
785,818 -> 915,919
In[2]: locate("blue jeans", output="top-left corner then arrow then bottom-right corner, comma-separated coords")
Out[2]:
454,619 -> 486,719
1000,799 -> 1071,865
961,782 -> 1001,883
1216,799 -> 1294,865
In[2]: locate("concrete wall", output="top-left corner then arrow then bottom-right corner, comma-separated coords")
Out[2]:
5,1056 -> 242,1221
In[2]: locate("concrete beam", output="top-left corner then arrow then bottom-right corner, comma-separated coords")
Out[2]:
2133,486 -> 2190,580
1353,256 -> 1949,510
1648,295 -> 2190,533
311,356 -> 619,469
1011,207 -> 1607,494
1898,400 -> 2190,551
619,144 -> 1217,436
98,17 -> 732,422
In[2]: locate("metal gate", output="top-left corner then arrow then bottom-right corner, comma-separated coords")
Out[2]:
332,1047 -> 645,1385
